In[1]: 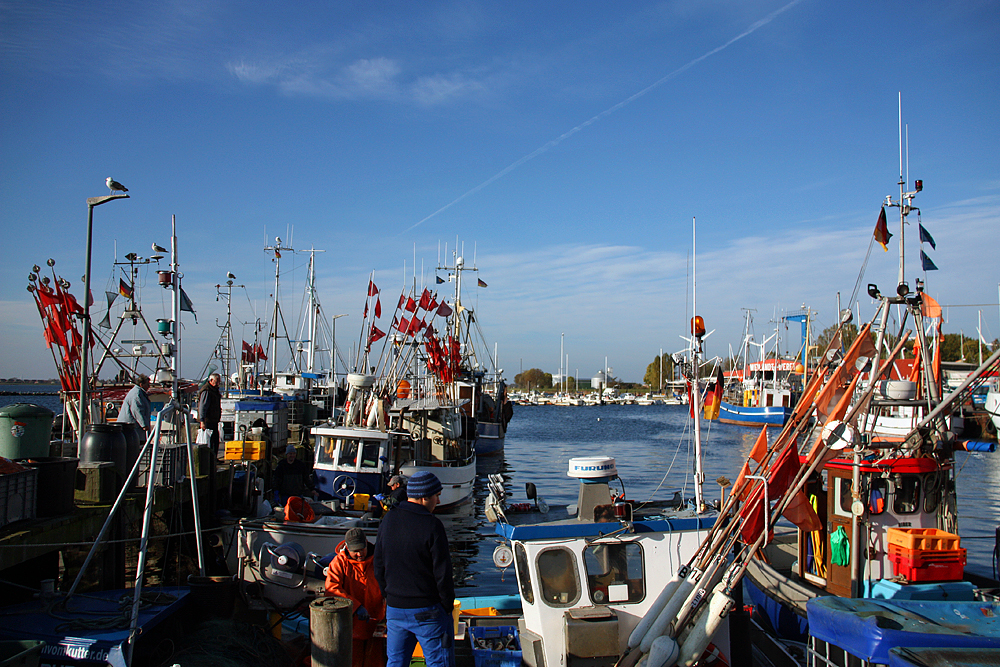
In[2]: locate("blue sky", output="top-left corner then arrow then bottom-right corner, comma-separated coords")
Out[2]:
2,0 -> 999,384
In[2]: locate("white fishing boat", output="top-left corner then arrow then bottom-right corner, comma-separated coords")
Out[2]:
482,219 -> 738,667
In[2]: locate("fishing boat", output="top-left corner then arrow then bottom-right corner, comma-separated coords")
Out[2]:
435,251 -> 514,456
721,164 -> 1000,665
481,219 -> 743,667
716,311 -> 804,428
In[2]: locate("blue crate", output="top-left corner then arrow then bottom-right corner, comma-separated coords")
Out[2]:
468,625 -> 521,667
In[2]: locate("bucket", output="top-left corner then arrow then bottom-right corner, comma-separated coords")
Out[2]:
186,574 -> 237,620
0,403 -> 55,460
157,270 -> 172,286
20,457 -> 78,517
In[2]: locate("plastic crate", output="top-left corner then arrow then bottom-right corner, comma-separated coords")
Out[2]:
224,440 -> 267,460
0,468 -> 38,529
888,549 -> 965,582
886,527 -> 960,552
468,625 -> 521,667
888,542 -> 967,567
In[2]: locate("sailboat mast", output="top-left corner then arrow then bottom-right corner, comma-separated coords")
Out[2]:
692,216 -> 705,512
270,244 -> 281,385
306,252 -> 317,373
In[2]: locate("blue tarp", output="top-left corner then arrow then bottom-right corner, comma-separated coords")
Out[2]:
235,397 -> 286,411
807,597 -> 1000,664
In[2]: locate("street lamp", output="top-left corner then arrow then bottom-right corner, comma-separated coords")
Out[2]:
79,192 -> 129,451
331,314 -> 348,387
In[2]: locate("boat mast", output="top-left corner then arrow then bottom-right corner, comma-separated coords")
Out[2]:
691,216 -> 705,512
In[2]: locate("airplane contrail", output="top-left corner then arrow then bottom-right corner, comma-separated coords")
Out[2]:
404,0 -> 804,233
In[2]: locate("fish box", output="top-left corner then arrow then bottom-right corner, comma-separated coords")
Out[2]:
469,625 -> 521,667
224,441 -> 266,460
886,527 -> 960,552
0,467 -> 38,528
888,547 -> 966,582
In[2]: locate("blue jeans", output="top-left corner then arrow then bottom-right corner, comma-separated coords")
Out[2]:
385,604 -> 455,667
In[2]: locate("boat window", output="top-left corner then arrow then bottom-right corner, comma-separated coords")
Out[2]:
583,542 -> 644,604
834,477 -> 853,518
868,478 -> 888,515
892,475 -> 921,514
515,544 -> 534,605
337,439 -> 360,468
360,441 -> 381,468
536,547 -> 580,607
923,472 -> 942,514
315,436 -> 336,466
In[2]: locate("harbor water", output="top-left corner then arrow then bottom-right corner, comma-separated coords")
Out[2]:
2,388 -> 997,594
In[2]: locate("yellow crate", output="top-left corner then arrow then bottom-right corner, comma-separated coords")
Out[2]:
886,527 -> 960,552
224,440 -> 266,460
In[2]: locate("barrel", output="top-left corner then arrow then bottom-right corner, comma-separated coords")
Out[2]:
20,457 -> 78,517
79,424 -> 127,487
0,403 -> 55,459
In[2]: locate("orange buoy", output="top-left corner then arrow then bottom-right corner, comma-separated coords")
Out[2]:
397,379 -> 411,399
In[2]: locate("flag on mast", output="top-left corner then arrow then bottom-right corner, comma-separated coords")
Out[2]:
873,206 -> 892,251
920,249 -> 938,271
918,224 -> 936,250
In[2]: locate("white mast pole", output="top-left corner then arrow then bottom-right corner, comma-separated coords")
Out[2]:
692,216 -> 705,511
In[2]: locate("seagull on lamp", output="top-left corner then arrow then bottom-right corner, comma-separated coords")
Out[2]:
106,177 -> 128,195
152,243 -> 167,253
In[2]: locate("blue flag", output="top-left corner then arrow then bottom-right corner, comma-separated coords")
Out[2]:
918,224 -> 936,250
435,275 -> 445,284
920,249 -> 938,271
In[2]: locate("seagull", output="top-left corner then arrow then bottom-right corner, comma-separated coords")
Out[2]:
152,243 -> 167,253
106,177 -> 128,194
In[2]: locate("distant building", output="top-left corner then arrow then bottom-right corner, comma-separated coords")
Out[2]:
591,370 -> 608,391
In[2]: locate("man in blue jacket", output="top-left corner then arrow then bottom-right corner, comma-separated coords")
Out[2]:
373,471 -> 454,667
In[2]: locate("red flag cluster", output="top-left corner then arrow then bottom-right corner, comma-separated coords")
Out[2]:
425,332 -> 461,384
30,279 -> 89,392
242,341 -> 266,363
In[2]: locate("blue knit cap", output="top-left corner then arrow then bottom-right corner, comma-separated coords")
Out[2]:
406,471 -> 442,499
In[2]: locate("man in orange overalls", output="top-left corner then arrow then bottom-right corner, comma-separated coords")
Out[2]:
326,527 -> 386,667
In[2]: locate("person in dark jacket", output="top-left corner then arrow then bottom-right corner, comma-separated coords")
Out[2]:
374,471 -> 454,667
198,373 -> 222,458
273,444 -> 316,505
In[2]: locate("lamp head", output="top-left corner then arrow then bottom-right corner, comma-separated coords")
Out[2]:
867,284 -> 881,300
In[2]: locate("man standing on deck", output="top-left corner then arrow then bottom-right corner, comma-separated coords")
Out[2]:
118,375 -> 151,434
374,471 -> 455,667
198,373 -> 222,458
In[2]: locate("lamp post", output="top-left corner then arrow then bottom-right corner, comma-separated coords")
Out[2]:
79,193 -> 129,451
331,314 -> 348,388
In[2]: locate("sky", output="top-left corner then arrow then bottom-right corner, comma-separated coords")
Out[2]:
2,0 -> 999,385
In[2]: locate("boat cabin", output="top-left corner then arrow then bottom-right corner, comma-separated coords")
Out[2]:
493,457 -> 723,667
796,452 -> 952,598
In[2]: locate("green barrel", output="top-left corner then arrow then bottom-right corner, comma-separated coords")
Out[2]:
0,403 -> 54,459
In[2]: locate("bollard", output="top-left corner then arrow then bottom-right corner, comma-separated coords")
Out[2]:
310,596 -> 353,667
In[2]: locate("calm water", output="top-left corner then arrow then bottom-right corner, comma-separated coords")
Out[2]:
2,389 -> 997,589
454,403 -> 999,596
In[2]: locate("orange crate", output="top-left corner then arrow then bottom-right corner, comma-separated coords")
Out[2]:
886,527 -> 960,552
888,542 -> 967,566
224,440 -> 266,460
461,607 -> 500,617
